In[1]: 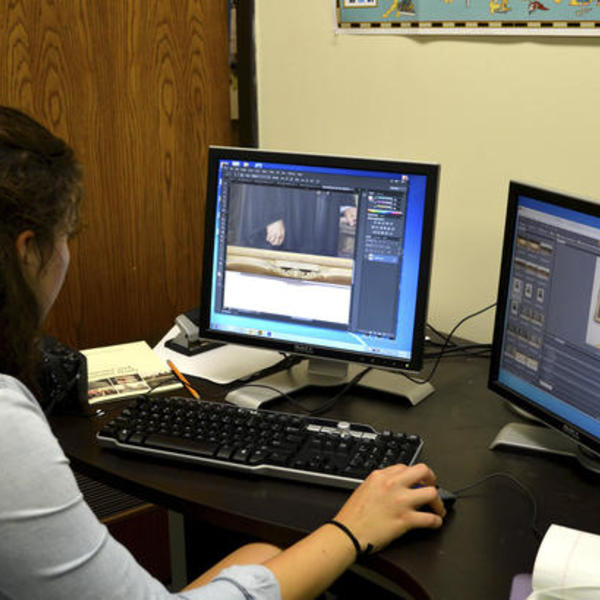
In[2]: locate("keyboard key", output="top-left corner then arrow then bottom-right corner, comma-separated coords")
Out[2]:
232,448 -> 251,463
248,449 -> 269,465
216,445 -> 235,460
145,434 -> 219,457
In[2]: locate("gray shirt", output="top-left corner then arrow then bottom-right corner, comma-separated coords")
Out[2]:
0,375 -> 281,600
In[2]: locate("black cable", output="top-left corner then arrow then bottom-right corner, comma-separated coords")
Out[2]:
234,353 -> 302,385
423,344 -> 491,360
426,322 -> 458,346
236,366 -> 372,416
403,302 -> 496,385
425,337 -> 489,351
426,324 -> 491,357
229,382 -> 310,412
307,367 -> 371,416
424,349 -> 492,360
152,353 -> 303,404
452,472 -> 543,541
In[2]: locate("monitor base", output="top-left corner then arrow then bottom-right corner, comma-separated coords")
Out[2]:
504,402 -> 545,425
225,358 -> 435,409
490,422 -> 600,475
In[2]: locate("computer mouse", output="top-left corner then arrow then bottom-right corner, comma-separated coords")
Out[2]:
416,486 -> 457,513
438,487 -> 457,511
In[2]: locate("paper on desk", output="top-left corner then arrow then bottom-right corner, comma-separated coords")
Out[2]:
153,325 -> 283,384
531,524 -> 600,596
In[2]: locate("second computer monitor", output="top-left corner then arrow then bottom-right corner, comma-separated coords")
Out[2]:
199,147 -> 438,402
489,181 -> 600,470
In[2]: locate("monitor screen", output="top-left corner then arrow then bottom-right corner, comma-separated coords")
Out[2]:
489,181 -> 600,460
199,147 -> 438,374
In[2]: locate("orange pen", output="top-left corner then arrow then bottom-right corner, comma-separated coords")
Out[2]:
166,359 -> 200,399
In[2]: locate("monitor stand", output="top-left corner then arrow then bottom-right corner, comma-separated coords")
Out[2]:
490,422 -> 600,475
225,357 -> 435,409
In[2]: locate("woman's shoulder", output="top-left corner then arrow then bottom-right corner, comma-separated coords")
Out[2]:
0,373 -> 45,418
0,373 -> 70,505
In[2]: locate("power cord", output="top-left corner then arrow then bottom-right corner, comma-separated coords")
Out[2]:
426,322 -> 455,346
402,302 -> 496,385
425,324 -> 491,354
425,322 -> 491,358
424,343 -> 491,359
237,366 -> 372,416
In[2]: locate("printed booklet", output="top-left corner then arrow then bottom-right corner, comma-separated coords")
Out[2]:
82,341 -> 182,404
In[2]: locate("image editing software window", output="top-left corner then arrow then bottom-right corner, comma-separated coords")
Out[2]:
498,194 -> 600,440
207,154 -> 432,365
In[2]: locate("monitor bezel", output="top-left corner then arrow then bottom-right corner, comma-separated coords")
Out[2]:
199,146 -> 439,373
488,180 -> 600,458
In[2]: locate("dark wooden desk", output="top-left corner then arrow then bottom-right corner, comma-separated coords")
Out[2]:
51,355 -> 600,600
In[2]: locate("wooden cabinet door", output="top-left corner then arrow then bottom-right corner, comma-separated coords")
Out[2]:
1,0 -> 231,348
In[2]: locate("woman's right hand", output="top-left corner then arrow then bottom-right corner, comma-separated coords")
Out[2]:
262,463 -> 444,600
332,462 -> 445,553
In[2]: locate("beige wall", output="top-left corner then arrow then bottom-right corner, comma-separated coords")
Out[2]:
254,0 -> 600,343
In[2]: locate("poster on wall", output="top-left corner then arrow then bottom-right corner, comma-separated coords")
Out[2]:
336,0 -> 600,36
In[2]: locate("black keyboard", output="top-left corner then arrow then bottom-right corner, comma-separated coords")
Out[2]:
96,395 -> 424,489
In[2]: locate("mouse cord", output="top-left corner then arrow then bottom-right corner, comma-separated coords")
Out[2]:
452,472 -> 543,541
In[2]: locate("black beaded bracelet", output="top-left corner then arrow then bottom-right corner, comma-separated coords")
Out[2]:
326,520 -> 373,559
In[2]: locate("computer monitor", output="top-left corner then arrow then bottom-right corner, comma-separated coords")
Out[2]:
489,181 -> 600,473
199,146 -> 439,407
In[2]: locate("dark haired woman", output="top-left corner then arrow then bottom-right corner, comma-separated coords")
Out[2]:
0,105 -> 445,600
